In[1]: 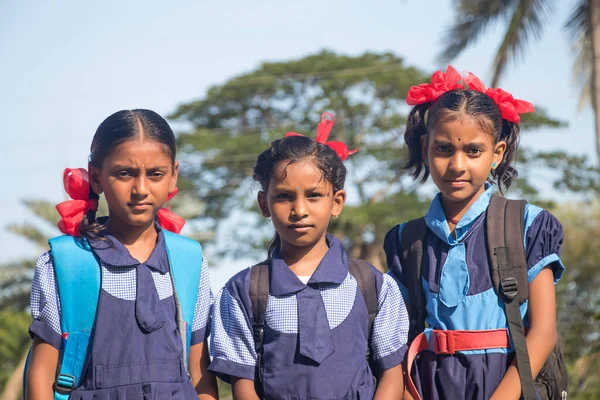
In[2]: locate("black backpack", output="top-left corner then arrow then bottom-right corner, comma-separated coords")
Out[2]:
249,259 -> 379,399
385,195 -> 568,400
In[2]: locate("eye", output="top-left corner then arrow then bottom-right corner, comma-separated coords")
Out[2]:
117,170 -> 133,178
308,192 -> 324,198
436,145 -> 452,153
149,171 -> 166,180
275,193 -> 291,200
466,147 -> 483,156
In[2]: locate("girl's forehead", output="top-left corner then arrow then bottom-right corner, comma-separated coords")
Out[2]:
430,117 -> 494,143
271,159 -> 329,186
103,140 -> 173,166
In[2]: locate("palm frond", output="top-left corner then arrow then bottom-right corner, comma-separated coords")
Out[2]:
438,0 -> 516,64
6,223 -> 50,249
564,0 -> 592,110
491,0 -> 557,86
21,199 -> 60,226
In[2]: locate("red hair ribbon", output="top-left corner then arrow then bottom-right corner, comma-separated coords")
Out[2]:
406,65 -> 464,106
56,168 -> 99,236
285,112 -> 359,161
157,188 -> 185,234
464,72 -> 535,123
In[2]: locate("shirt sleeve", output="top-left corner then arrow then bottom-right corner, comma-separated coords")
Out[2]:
209,285 -> 257,382
369,273 -> 410,375
191,257 -> 213,345
29,251 -> 62,349
525,208 -> 565,284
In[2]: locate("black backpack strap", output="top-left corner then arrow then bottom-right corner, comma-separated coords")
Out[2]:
348,259 -> 379,360
249,262 -> 270,399
486,195 -> 537,400
399,218 -> 428,343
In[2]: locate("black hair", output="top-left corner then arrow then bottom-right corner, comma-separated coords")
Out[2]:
253,135 -> 347,255
403,89 -> 520,193
79,109 -> 177,240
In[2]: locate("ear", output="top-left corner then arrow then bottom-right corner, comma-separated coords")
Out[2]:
331,189 -> 346,218
170,161 -> 179,193
493,140 -> 507,169
88,164 -> 103,195
257,191 -> 271,218
420,134 -> 429,164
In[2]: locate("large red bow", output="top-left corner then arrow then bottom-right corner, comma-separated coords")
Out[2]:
464,72 -> 535,123
157,188 -> 185,234
56,168 -> 99,236
406,65 -> 464,106
285,113 -> 359,161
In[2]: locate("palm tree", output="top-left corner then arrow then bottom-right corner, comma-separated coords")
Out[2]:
439,0 -> 600,161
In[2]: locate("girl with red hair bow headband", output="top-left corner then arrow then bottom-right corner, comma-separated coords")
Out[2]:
385,68 -> 564,400
29,109 -> 217,398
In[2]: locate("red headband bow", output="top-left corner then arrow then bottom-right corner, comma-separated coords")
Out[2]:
406,65 -> 535,123
285,113 -> 359,161
56,168 -> 99,236
406,65 -> 464,106
463,72 -> 535,123
157,188 -> 185,234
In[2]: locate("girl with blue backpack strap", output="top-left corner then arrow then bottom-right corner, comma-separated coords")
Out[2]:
384,67 -> 566,400
25,109 -> 218,399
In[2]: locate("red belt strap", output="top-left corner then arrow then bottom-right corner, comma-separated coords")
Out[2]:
405,329 -> 511,400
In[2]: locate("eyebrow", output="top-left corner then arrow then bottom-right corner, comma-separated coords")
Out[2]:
111,164 -> 170,170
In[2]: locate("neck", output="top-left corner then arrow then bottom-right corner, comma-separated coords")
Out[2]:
279,234 -> 329,275
441,185 -> 487,223
105,216 -> 158,247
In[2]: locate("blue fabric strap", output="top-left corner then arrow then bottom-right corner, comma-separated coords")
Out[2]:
163,231 -> 203,364
49,235 -> 101,400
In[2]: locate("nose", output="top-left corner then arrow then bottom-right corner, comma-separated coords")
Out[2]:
448,151 -> 467,173
132,175 -> 149,197
290,197 -> 309,220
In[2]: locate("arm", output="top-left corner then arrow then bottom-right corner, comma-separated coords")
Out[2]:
189,341 -> 218,400
374,364 -> 404,400
26,336 -> 58,400
231,377 -> 260,400
371,273 -> 411,399
490,267 -> 559,400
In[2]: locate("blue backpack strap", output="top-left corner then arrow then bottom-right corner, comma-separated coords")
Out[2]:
162,230 -> 203,368
49,235 -> 101,400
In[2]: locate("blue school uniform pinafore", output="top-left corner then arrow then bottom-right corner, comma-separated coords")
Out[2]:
384,185 -> 565,400
209,235 -> 409,400
29,225 -> 212,399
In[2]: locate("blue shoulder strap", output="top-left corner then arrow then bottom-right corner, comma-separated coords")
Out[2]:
162,230 -> 203,368
49,235 -> 101,400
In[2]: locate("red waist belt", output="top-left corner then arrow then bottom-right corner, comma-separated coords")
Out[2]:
406,329 -> 511,400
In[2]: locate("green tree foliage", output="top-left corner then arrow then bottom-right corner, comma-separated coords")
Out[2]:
0,310 -> 30,391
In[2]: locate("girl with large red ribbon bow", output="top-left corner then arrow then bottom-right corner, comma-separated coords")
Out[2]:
29,109 -> 217,399
383,69 -> 564,400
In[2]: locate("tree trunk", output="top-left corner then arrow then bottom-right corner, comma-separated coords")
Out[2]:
1,348 -> 28,400
589,0 -> 600,161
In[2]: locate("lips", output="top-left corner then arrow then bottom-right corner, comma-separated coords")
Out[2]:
446,179 -> 469,188
128,202 -> 152,209
288,223 -> 314,232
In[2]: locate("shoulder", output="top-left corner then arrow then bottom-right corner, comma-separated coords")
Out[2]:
33,251 -> 55,282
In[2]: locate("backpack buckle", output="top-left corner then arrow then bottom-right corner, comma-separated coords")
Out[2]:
500,277 -> 518,300
54,373 -> 76,394
432,330 -> 455,355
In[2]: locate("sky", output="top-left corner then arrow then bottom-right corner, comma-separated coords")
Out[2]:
0,0 -> 592,291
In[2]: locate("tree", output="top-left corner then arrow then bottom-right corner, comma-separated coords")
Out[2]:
170,50 -> 561,269
440,0 -> 600,161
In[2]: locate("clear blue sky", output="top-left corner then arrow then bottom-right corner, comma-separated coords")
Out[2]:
0,0 -> 591,290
